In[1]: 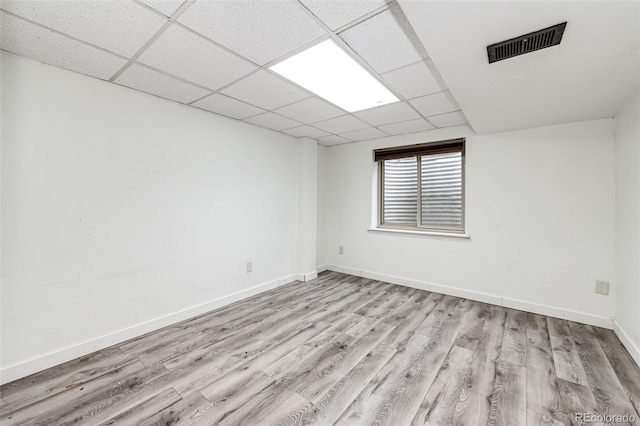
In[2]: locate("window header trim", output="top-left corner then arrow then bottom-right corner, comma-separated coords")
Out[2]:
373,138 -> 465,162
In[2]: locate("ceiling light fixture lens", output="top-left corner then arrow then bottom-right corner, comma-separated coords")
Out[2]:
270,40 -> 399,112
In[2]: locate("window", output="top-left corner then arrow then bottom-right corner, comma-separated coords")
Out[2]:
375,138 -> 465,234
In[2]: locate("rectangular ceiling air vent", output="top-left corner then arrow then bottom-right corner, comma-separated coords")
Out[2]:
487,22 -> 567,64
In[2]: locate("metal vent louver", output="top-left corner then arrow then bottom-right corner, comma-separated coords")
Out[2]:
487,22 -> 567,63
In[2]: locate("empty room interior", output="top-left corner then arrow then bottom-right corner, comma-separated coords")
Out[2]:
1,0 -> 639,425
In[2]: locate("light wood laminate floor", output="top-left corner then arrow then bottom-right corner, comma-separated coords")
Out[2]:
1,272 -> 639,425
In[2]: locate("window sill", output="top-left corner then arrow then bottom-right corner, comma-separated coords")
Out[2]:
368,227 -> 470,239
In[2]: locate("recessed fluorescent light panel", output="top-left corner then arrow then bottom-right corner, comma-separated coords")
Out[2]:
270,40 -> 399,112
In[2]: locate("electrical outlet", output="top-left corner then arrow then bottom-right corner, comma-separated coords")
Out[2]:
246,262 -> 252,273
339,246 -> 344,255
595,280 -> 609,295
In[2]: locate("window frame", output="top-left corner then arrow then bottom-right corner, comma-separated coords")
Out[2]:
376,138 -> 466,234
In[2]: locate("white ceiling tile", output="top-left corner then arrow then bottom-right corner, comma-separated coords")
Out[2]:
177,0 -> 326,65
138,25 -> 256,90
381,60 -> 446,99
340,127 -> 387,141
1,0 -> 166,57
0,12 -> 127,80
313,115 -> 370,133
221,71 -> 309,110
428,111 -> 468,128
354,101 -> 420,126
410,91 -> 459,117
274,97 -> 345,124
244,112 -> 302,131
115,64 -> 210,104
378,118 -> 435,135
339,5 -> 424,73
192,94 -> 264,119
300,0 -> 388,30
318,135 -> 351,146
137,0 -> 184,17
282,125 -> 330,138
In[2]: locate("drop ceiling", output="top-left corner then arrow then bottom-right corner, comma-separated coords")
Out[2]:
4,1 -> 636,142
0,0 -> 467,146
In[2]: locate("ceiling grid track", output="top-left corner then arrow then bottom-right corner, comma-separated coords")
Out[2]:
108,0 -> 196,82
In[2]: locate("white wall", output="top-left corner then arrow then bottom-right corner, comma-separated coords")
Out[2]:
614,95 -> 640,364
325,119 -> 616,325
1,52 -> 301,382
316,144 -> 328,270
295,137 -> 318,281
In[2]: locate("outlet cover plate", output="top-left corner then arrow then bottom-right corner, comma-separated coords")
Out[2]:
595,280 -> 609,295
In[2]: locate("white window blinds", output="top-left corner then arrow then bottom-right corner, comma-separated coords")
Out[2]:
375,138 -> 465,232
382,157 -> 417,225
420,151 -> 463,229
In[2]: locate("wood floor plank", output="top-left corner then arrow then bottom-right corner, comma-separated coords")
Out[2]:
244,391 -> 313,426
199,333 -> 312,404
268,285 -> 354,320
452,301 -> 491,350
299,340 -> 397,425
99,387 -> 182,425
338,298 -> 471,425
261,329 -> 354,379
555,377 -> 599,422
142,291 -> 331,369
216,329 -> 370,425
548,317 -> 589,386
171,321 -> 331,397
301,287 -> 389,326
526,313 -> 565,425
300,292 -> 444,425
4,359 -> 150,425
326,292 -> 448,424
592,327 -> 640,417
451,358 -> 497,426
386,298 -> 473,424
267,331 -> 355,387
2,271 -> 639,426
195,371 -> 277,424
488,309 -> 527,426
0,347 -> 132,416
137,391 -> 212,426
296,321 -> 394,403
353,285 -> 415,319
410,344 -> 474,425
382,289 -> 432,325
451,305 -> 506,425
490,359 -> 526,426
123,307 -> 276,363
471,305 -> 508,363
527,409 -> 566,426
569,322 -> 638,421
501,308 -> 528,367
57,364 -> 176,425
200,327 -> 354,412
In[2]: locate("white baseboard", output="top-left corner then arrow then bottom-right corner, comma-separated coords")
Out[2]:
316,264 -> 328,273
295,271 -> 318,282
613,320 -> 640,368
0,274 -> 297,385
328,265 -> 613,330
